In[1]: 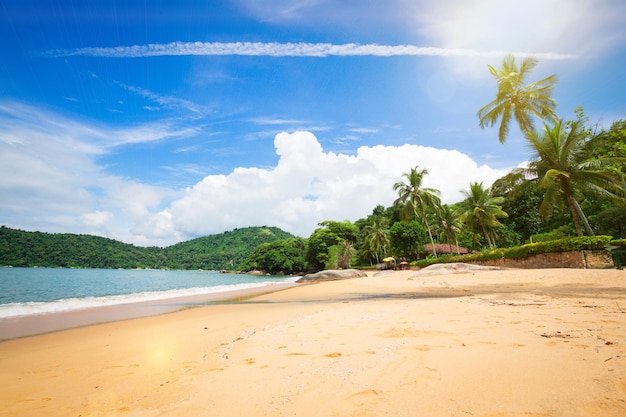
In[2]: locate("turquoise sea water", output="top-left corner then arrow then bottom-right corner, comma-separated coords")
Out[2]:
0,267 -> 299,319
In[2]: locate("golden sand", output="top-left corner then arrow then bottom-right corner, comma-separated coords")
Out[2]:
1,268 -> 625,416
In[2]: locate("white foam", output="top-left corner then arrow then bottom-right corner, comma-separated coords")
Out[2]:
0,278 -> 299,319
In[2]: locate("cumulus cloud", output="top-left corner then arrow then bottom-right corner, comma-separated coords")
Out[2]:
152,131 -> 509,239
1,103 -> 510,246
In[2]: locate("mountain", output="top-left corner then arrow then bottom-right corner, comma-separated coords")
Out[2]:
0,226 -> 295,270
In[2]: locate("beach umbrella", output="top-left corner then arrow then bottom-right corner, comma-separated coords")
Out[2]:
382,257 -> 395,262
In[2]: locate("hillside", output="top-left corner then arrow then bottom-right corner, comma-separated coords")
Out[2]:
163,227 -> 295,270
0,226 -> 294,270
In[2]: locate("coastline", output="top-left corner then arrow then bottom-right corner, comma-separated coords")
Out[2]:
1,268 -> 625,416
0,282 -> 298,341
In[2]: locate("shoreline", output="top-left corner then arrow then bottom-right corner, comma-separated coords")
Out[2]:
0,282 -> 298,341
1,268 -> 625,416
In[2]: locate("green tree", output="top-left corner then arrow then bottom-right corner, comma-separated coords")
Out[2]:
362,215 -> 390,264
491,172 -> 544,242
393,167 -> 441,257
433,204 -> 462,254
389,220 -> 427,261
526,119 -> 626,236
305,220 -> 358,271
239,238 -> 306,274
327,240 -> 357,269
478,54 -> 558,143
456,182 -> 508,248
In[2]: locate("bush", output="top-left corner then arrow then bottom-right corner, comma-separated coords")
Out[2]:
414,236 -> 613,267
610,239 -> 626,249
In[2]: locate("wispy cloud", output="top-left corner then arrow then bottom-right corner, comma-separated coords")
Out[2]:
49,41 -> 578,60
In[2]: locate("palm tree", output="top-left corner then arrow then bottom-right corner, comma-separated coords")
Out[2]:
456,182 -> 508,248
434,204 -> 462,254
526,119 -> 626,236
363,216 -> 390,264
478,54 -> 558,143
393,167 -> 441,257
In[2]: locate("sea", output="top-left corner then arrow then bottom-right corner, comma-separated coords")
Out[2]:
0,267 -> 300,339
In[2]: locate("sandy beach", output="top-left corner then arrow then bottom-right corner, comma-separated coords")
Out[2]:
1,267 -> 625,417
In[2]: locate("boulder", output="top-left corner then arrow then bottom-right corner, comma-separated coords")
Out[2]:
297,269 -> 367,283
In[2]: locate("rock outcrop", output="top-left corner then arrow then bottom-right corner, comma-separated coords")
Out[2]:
297,269 -> 367,283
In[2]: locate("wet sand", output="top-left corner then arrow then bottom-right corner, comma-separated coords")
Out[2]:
1,268 -> 625,416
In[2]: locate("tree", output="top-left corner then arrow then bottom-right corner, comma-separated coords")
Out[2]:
362,215 -> 390,264
456,182 -> 508,248
526,119 -> 626,236
491,172 -> 544,242
239,238 -> 306,274
389,221 -> 427,261
478,54 -> 558,143
305,220 -> 358,271
393,167 -> 441,257
433,204 -> 462,254
327,240 -> 357,269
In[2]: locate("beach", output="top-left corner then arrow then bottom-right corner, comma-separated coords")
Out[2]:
1,267 -> 625,417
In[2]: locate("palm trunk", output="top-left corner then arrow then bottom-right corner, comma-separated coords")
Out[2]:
424,217 -> 437,258
562,180 -> 584,236
481,221 -> 494,248
573,199 -> 594,236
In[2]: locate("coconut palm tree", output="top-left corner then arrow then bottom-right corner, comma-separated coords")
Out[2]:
363,216 -> 390,264
526,119 -> 626,236
456,182 -> 508,248
393,167 -> 441,257
434,204 -> 462,254
478,54 -> 558,143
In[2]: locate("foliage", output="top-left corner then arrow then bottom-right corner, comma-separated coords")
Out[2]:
526,119 -> 626,236
478,54 -> 558,143
0,226 -> 294,270
326,240 -> 357,269
455,182 -> 508,248
415,236 -> 613,267
238,237 -> 306,274
393,166 -> 441,257
610,239 -> 626,249
0,226 -> 160,269
389,220 -> 427,261
304,220 -> 358,271
432,204 -> 462,253
595,206 -> 626,238
493,177 -> 544,243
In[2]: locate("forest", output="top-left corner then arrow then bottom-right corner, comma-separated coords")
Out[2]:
0,226 -> 294,270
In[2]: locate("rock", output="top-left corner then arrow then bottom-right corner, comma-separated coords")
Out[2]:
297,269 -> 367,283
411,262 -> 504,277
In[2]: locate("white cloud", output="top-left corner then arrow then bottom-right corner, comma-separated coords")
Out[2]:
0,101 -> 180,245
50,41 -> 576,60
0,103 -> 511,246
154,131 -> 509,239
81,211 -> 113,227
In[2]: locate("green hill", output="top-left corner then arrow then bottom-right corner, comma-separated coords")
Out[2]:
163,227 -> 295,270
0,226 -> 294,270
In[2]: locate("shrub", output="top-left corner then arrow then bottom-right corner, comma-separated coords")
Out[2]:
414,236 -> 613,267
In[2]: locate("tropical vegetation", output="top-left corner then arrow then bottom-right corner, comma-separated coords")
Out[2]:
478,54 -> 558,143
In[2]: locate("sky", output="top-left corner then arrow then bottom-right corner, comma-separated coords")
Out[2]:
1,0 -> 625,247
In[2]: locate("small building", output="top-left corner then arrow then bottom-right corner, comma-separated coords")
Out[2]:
422,243 -> 470,257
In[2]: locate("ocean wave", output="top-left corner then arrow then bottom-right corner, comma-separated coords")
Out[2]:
0,278 -> 299,318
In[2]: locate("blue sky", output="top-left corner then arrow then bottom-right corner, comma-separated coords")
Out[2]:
1,0 -> 625,246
